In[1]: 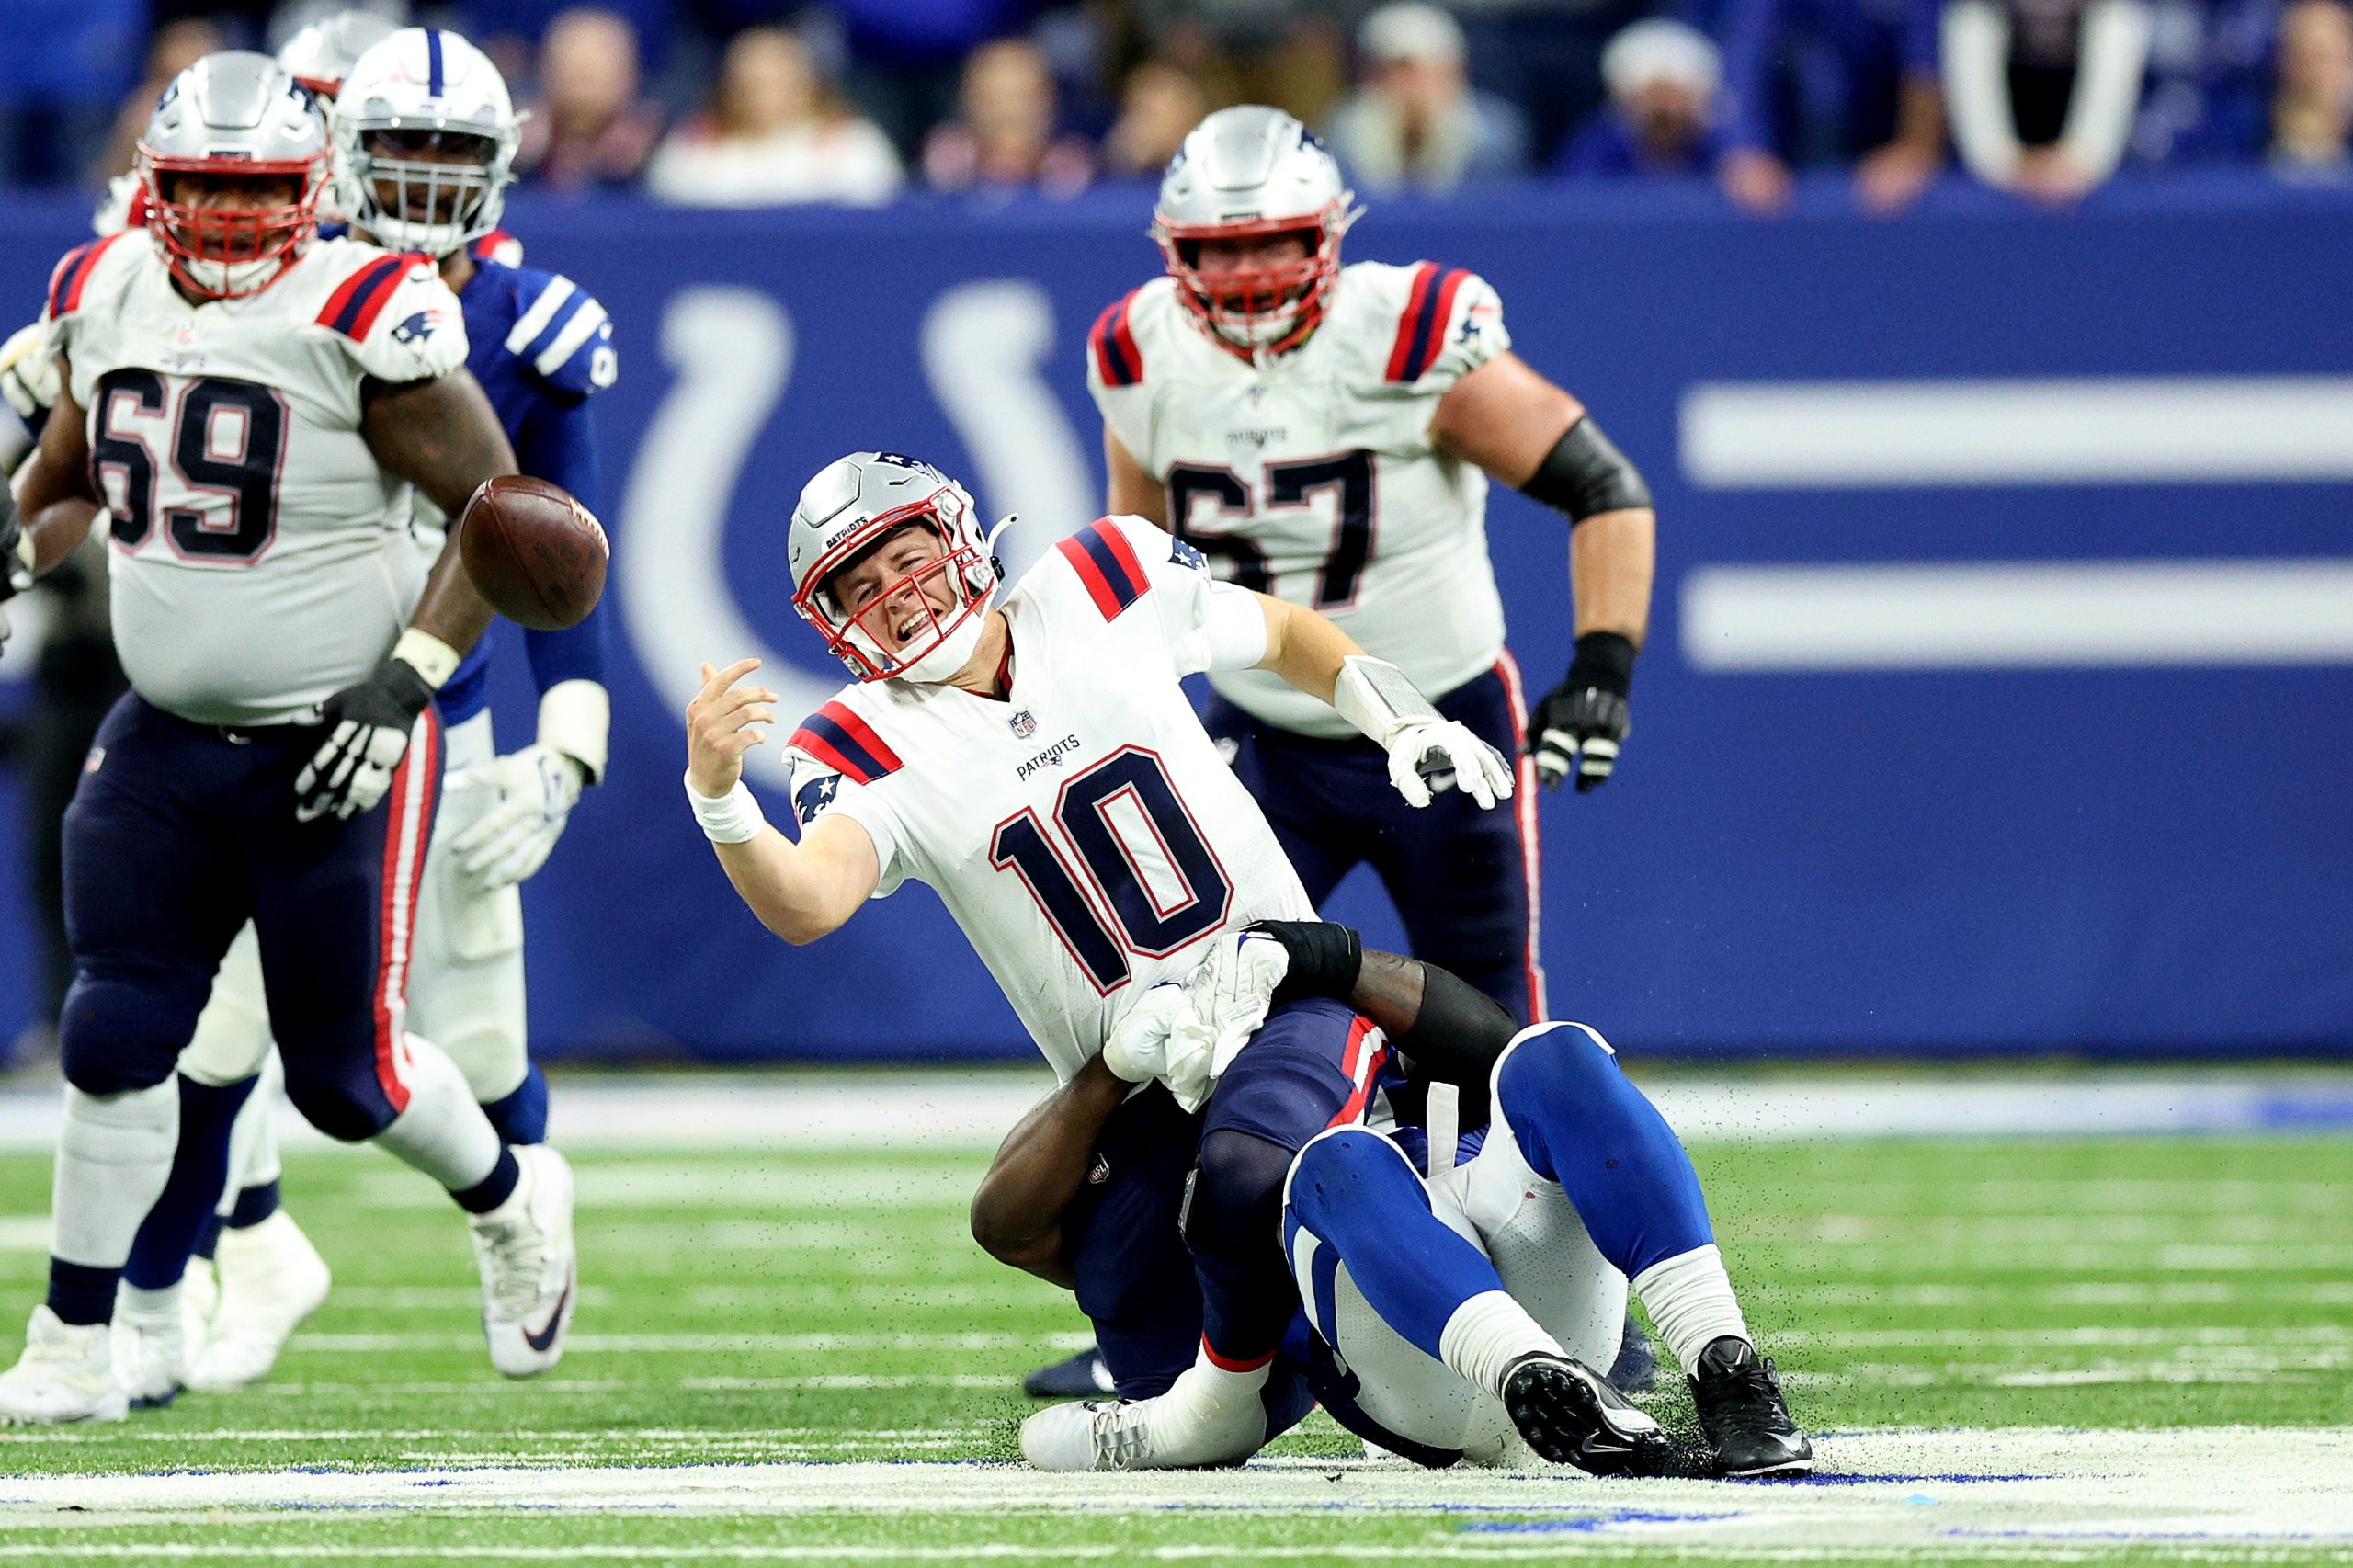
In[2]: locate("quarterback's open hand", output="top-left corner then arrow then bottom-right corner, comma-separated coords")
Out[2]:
687,659 -> 777,797
1529,633 -> 1636,793
449,744 -> 586,889
295,658 -> 436,823
1387,719 -> 1514,811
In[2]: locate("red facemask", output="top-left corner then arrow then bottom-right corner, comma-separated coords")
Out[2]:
141,155 -> 328,300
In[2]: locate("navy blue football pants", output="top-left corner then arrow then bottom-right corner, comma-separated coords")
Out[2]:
58,693 -> 442,1142
1206,657 -> 1544,1026
1065,996 -> 1392,1426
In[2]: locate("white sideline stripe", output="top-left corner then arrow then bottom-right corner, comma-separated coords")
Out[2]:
278,1331 -> 1097,1354
1679,377 -> 2353,486
1681,560 -> 2353,670
0,1070 -> 2344,1158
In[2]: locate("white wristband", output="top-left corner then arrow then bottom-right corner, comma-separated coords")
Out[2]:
685,774 -> 767,844
392,627 -> 462,690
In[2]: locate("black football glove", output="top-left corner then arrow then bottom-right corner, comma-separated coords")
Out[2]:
1528,631 -> 1635,793
294,656 -> 437,823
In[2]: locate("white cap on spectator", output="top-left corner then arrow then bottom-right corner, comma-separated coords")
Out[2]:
1601,18 -> 1722,100
1359,3 -> 1468,67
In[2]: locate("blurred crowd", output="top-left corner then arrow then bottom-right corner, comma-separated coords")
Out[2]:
2,0 -> 2347,210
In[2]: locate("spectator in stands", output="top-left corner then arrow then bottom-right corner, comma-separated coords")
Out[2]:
835,0 -> 1033,156
1716,0 -> 1948,213
93,17 -> 225,183
1101,59 -> 1208,181
1325,2 -> 1532,193
1134,0 -> 1352,131
921,37 -> 1095,197
646,26 -> 903,205
1,0 -> 144,187
515,6 -> 665,191
1943,0 -> 2154,204
1559,19 -> 1733,177
2269,0 -> 2353,177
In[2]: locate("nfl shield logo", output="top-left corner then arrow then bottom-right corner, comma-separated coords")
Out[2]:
1009,710 -> 1038,739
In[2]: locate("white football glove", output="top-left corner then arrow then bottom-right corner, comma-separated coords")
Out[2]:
1184,929 -> 1290,1089
0,321 -> 58,425
1332,654 -> 1515,811
448,744 -> 587,889
1101,983 -> 1219,1112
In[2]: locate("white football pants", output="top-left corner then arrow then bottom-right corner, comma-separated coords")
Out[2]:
1284,1103 -> 1628,1465
180,710 -> 530,1200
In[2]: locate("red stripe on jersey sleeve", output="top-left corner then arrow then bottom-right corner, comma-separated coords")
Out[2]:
819,702 -> 904,776
1382,263 -> 1441,382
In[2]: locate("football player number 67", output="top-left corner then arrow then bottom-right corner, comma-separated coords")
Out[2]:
990,747 -> 1233,992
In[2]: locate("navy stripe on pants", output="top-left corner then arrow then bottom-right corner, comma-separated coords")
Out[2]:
58,693 -> 440,1141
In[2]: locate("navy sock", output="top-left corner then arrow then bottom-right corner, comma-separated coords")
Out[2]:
46,1259 -> 119,1327
226,1178 -> 279,1231
123,1074 -> 257,1290
193,1212 -> 223,1262
451,1147 -> 520,1215
1284,1127 -> 1506,1363
481,1063 -> 549,1146
1496,1023 -> 1716,1278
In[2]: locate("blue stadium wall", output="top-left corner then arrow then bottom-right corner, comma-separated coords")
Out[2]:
3,176 -> 2348,1061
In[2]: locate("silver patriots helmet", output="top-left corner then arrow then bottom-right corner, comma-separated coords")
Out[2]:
334,28 -> 520,258
137,51 -> 332,301
277,10 -> 400,100
1153,105 -> 1360,354
788,452 -> 1008,684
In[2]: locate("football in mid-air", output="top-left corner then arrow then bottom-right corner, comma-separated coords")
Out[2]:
458,475 -> 608,632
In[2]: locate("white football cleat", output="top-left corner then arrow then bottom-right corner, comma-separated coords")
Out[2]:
185,1210 -> 332,1392
470,1145 -> 576,1378
1019,1359 -> 1267,1471
111,1290 -> 187,1408
0,1306 -> 129,1425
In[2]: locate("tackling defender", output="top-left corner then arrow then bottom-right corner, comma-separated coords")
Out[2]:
0,52 -> 574,1422
688,451 -> 1574,1471
128,25 -> 617,1397
987,924 -> 1813,1478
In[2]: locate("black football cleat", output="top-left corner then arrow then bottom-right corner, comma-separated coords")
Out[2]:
1500,1353 -> 1672,1477
1022,1346 -> 1115,1400
1688,1336 -> 1813,1477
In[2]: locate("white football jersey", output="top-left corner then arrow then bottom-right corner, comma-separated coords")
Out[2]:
783,515 -> 1315,1082
1088,260 -> 1511,739
45,231 -> 467,727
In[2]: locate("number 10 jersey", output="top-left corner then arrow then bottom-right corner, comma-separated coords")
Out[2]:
782,515 -> 1315,1083
1088,260 -> 1513,740
44,231 -> 468,727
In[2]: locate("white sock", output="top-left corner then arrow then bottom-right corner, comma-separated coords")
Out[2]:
370,1035 -> 501,1193
51,1082 -> 178,1271
1631,1244 -> 1751,1376
1149,1344 -> 1271,1466
119,1283 -> 180,1323
1438,1289 -> 1563,1400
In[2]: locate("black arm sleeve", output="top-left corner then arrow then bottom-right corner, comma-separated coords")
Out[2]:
1394,960 -> 1520,1114
1518,415 -> 1652,523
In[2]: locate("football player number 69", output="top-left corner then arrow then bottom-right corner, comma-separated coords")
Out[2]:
990,747 -> 1233,993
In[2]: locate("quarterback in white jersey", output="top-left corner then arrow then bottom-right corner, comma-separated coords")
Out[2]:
687,450 -> 1512,1470
0,51 -> 576,1425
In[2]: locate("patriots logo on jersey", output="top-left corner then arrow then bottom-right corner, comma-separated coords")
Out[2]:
390,309 -> 444,346
1169,537 -> 1209,573
794,773 -> 840,825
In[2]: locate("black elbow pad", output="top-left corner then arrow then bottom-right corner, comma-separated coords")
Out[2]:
1520,416 -> 1651,523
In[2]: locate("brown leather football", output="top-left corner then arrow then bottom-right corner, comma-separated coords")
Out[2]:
457,475 -> 608,632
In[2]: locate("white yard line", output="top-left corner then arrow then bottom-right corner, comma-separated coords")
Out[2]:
0,1430 -> 2344,1553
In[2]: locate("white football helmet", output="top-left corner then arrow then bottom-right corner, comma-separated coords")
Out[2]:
136,51 -> 332,301
788,452 -> 1010,685
333,28 -> 518,258
1153,106 -> 1360,353
277,10 -> 400,101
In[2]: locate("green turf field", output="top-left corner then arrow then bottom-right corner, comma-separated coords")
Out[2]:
0,1114 -> 2347,1564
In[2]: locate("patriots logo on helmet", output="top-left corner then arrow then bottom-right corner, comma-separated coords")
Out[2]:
870,451 -> 925,470
1170,537 -> 1209,573
794,773 -> 840,825
390,309 -> 443,345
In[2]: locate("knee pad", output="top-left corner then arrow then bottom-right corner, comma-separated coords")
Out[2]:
1284,1127 -> 1411,1231
1184,1128 -> 1295,1255
280,1063 -> 394,1143
57,972 -> 196,1096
